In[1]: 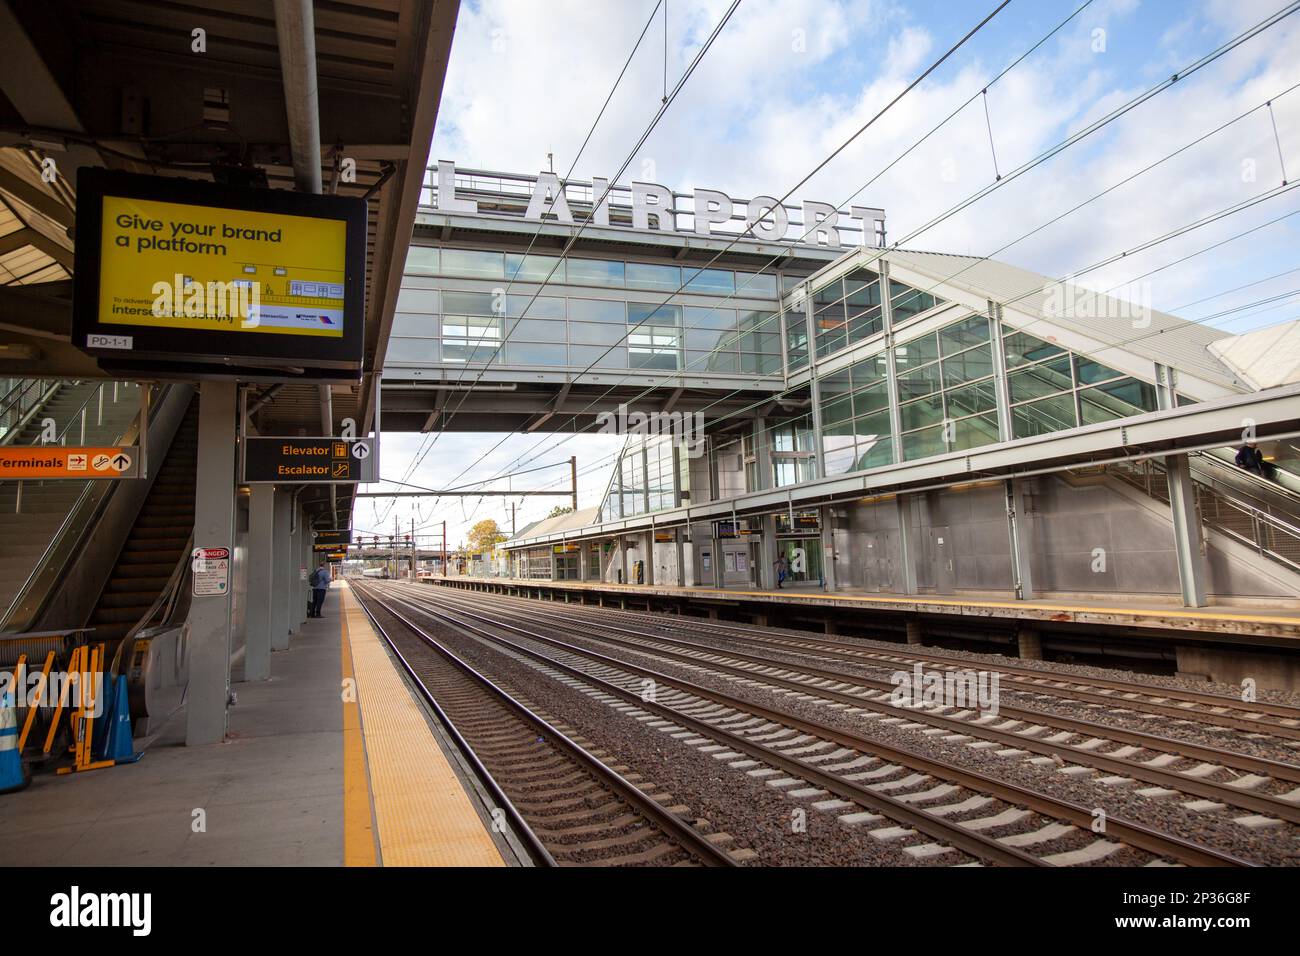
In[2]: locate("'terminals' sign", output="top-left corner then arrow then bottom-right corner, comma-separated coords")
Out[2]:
0,446 -> 139,479
243,438 -> 372,483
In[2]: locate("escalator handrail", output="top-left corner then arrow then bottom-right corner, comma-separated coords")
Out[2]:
1191,449 -> 1300,511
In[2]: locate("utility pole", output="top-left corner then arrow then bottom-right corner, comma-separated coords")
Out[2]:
393,515 -> 398,579
511,502 -> 516,536
442,520 -> 447,578
411,518 -> 416,581
570,455 -> 577,512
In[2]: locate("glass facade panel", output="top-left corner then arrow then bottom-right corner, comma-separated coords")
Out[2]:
507,342 -> 566,365
902,424 -> 946,461
1008,356 -> 1073,402
628,302 -> 682,326
900,395 -> 944,431
686,306 -> 738,330
896,361 -> 942,402
942,345 -> 993,387
1003,328 -> 1064,367
735,271 -> 778,297
1079,378 -> 1157,423
568,298 -> 626,323
626,262 -> 681,291
505,253 -> 564,283
396,288 -> 438,313
568,344 -> 626,368
569,322 -> 625,344
950,413 -> 1000,451
566,257 -> 625,286
391,312 -> 436,337
889,279 -> 942,324
683,267 -> 735,294
442,248 -> 505,278
509,319 -> 566,342
939,315 -> 990,354
1013,392 -> 1078,438
442,291 -> 497,316
406,247 -> 439,273
944,378 -> 997,417
1074,356 -> 1125,386
506,294 -> 565,319
894,332 -> 939,369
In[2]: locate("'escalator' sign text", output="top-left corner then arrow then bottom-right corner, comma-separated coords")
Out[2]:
243,438 -> 371,483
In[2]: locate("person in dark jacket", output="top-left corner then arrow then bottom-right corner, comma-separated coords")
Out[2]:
309,565 -> 330,617
1235,442 -> 1276,479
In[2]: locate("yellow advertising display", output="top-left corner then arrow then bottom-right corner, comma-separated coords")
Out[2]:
98,195 -> 347,338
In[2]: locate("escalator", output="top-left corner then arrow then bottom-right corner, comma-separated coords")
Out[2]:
83,398 -> 198,648
1110,453 -> 1300,574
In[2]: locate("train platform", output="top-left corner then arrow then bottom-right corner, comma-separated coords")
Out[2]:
0,583 -> 505,867
434,576 -> 1300,646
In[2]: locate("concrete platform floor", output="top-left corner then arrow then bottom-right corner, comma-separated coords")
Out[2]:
0,583 -> 504,866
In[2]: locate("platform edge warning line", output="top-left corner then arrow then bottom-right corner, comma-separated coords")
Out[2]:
342,584 -> 505,867
342,602 -> 380,867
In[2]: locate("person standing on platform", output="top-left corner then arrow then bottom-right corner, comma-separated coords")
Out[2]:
309,565 -> 330,618
774,552 -> 789,589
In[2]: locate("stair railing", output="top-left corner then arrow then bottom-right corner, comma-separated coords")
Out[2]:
1110,457 -> 1300,574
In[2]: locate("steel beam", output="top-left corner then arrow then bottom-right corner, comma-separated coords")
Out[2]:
1166,453 -> 1207,608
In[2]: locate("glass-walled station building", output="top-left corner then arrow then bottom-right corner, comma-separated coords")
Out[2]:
395,164 -> 1300,610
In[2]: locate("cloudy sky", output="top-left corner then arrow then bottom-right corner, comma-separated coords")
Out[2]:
357,0 -> 1300,548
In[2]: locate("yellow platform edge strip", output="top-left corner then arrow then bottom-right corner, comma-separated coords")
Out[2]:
462,579 -> 1300,628
341,585 -> 505,867
342,608 -> 379,867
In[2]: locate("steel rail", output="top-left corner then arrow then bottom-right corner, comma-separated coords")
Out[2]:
480,587 -> 1300,737
351,586 -> 556,867
414,585 -> 1300,824
354,584 -> 738,867
378,584 -> 1252,866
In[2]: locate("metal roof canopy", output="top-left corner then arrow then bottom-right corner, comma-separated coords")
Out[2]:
0,0 -> 461,529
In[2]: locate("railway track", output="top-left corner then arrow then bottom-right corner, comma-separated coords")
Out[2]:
469,586 -> 1300,742
352,585 -> 739,867
396,585 -> 1300,829
370,581 -> 1268,866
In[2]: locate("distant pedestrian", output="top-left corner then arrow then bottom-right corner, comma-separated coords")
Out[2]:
1235,442 -> 1276,480
309,565 -> 330,617
774,553 -> 788,589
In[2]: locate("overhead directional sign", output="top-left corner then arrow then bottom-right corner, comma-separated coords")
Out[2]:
243,438 -> 373,483
0,446 -> 141,479
313,529 -> 352,550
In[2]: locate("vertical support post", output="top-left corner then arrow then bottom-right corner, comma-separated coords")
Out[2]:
1005,478 -> 1035,600
895,493 -> 917,596
300,508 -> 310,623
645,530 -> 656,586
570,455 -> 578,512
905,619 -> 923,645
1017,626 -> 1042,660
272,490 -> 292,650
760,513 -> 778,589
988,303 -> 1013,442
1166,452 -> 1207,608
819,505 -> 835,591
186,381 -> 237,747
879,260 -> 904,466
245,484 -> 275,682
